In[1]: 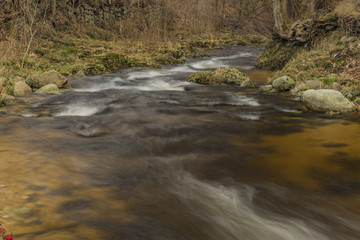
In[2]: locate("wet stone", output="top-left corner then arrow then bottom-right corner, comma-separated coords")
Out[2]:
27,185 -> 47,191
322,143 -> 348,148
9,207 -> 33,218
72,123 -> 108,138
58,199 -> 92,212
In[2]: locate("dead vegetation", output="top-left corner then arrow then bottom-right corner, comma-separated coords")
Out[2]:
0,0 -> 273,78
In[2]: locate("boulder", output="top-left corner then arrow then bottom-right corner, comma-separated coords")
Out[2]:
186,68 -> 249,85
75,69 -> 85,77
26,70 -> 67,89
305,80 -> 323,90
302,89 -> 356,113
272,76 -> 295,91
240,80 -> 256,87
292,80 -> 323,97
35,84 -> 60,94
259,85 -> 273,92
2,94 -> 26,105
13,76 -> 25,83
14,81 -> 32,97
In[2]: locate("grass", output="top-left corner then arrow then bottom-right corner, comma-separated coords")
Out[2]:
272,30 -> 360,82
256,41 -> 303,70
269,30 -> 360,100
0,33 -> 269,79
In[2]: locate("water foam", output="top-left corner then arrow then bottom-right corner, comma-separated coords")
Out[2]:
54,103 -> 100,117
229,95 -> 260,107
171,173 -> 333,240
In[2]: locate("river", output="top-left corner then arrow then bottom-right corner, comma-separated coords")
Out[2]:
0,45 -> 359,240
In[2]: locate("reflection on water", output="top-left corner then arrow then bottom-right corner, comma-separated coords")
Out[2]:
0,45 -> 359,239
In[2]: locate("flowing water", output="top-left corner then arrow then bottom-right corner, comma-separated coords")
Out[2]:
0,46 -> 360,240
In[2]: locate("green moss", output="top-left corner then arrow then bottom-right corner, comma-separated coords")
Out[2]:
100,53 -> 134,71
219,34 -> 269,46
354,97 -> 360,105
83,64 -> 106,75
213,68 -> 248,85
186,71 -> 215,85
271,31 -> 360,85
256,42 -> 303,70
2,78 -> 15,96
186,67 -> 249,85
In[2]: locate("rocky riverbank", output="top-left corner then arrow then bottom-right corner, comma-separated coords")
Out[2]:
255,1 -> 360,114
260,76 -> 357,114
0,34 -> 268,106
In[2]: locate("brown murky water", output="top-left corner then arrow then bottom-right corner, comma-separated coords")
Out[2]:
0,46 -> 359,240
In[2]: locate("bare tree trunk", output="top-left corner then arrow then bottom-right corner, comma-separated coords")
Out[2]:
273,0 -> 288,39
52,0 -> 56,17
281,0 -> 288,21
311,0 -> 316,20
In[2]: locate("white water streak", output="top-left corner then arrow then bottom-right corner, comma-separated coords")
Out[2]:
172,173 -> 331,240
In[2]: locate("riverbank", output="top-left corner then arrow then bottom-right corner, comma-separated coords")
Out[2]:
1,45 -> 360,239
0,34 -> 268,106
255,1 -> 360,112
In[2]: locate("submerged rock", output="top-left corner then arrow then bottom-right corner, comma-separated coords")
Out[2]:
26,70 -> 67,89
35,84 -> 60,94
259,85 -> 273,92
14,81 -> 32,97
2,94 -> 26,105
302,89 -> 356,113
72,123 -> 108,138
240,79 -> 256,87
272,76 -> 295,91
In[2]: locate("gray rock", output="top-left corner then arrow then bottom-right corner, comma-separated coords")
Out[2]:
75,70 -> 85,77
72,123 -> 108,138
13,76 -> 25,82
259,85 -> 273,92
302,89 -> 356,113
26,70 -> 67,89
9,207 -> 33,218
272,76 -> 295,91
305,80 -> 323,90
292,83 -> 307,95
2,94 -> 26,105
240,80 -> 256,87
340,86 -> 360,100
14,81 -> 32,97
35,84 -> 60,94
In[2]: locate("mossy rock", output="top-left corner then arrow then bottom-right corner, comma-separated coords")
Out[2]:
187,71 -> 215,85
190,40 -> 218,49
213,68 -> 249,85
153,53 -> 185,65
100,53 -> 134,72
83,64 -> 107,75
186,68 -> 249,85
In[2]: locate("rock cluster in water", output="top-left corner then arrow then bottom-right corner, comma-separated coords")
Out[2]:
0,70 -> 69,106
261,75 -> 358,114
186,67 -> 256,87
